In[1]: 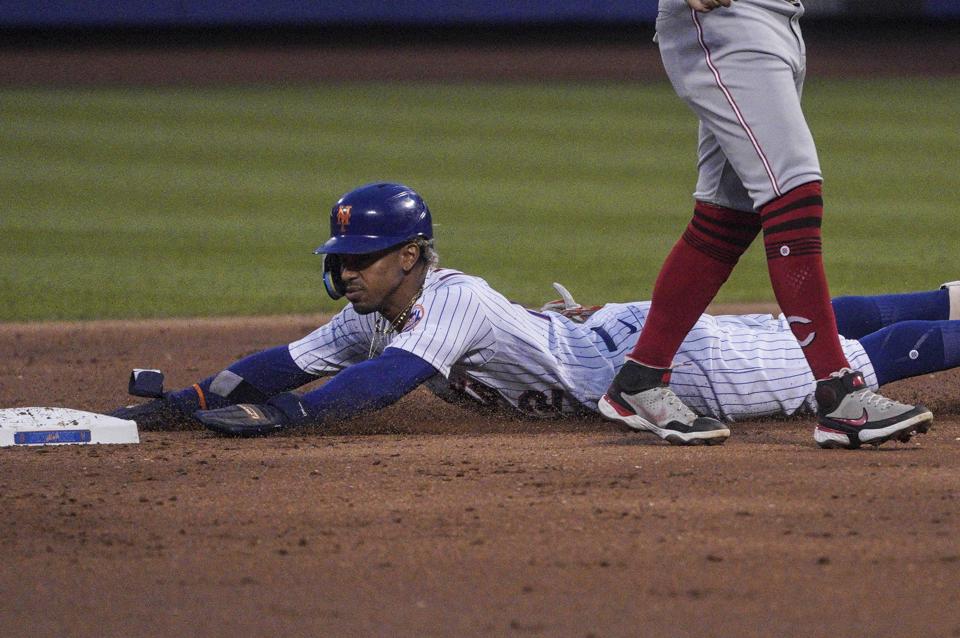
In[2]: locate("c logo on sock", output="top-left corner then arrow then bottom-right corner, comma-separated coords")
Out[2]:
787,315 -> 816,347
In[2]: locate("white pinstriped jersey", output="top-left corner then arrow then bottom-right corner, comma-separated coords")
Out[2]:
288,268 -> 876,422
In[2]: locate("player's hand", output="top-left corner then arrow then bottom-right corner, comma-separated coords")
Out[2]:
686,0 -> 734,12
108,397 -> 186,430
195,403 -> 289,436
194,392 -> 311,437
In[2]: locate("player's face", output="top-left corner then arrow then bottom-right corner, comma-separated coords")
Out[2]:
338,244 -> 418,315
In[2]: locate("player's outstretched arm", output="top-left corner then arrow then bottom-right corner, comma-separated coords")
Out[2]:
686,0 -> 734,12
108,345 -> 318,429
194,348 -> 438,437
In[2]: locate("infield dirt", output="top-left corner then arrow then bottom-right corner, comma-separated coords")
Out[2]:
1,316 -> 959,637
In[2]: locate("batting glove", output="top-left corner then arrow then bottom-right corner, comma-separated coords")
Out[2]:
194,392 -> 312,437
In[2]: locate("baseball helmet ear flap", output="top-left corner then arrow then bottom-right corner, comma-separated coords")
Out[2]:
322,254 -> 345,300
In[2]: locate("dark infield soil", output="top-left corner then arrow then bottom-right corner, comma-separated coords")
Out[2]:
1,315 -> 959,638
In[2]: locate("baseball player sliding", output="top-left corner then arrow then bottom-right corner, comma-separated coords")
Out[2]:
112,183 -> 958,448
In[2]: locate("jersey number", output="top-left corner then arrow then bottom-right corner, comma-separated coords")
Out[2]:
590,320 -> 637,353
591,326 -> 617,353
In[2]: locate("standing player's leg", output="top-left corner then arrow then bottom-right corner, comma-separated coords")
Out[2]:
619,199 -> 760,368
659,5 -> 847,382
625,121 -> 760,368
600,2 -> 804,440
615,1 -> 930,447
675,3 -> 932,447
597,129 -> 758,444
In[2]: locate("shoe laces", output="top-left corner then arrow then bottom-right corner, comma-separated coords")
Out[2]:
657,387 -> 695,419
829,368 -> 896,410
851,388 -> 895,410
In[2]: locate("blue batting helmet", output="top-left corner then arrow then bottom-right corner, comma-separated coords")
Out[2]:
316,182 -> 433,300
315,182 -> 433,256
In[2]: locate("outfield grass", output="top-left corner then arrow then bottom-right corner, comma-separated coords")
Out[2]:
1,79 -> 957,321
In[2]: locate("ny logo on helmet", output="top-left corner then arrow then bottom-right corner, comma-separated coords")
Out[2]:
337,205 -> 352,232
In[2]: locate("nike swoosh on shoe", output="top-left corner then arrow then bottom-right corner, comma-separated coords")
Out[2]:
831,409 -> 868,427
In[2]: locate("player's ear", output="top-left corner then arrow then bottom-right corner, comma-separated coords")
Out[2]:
399,242 -> 420,272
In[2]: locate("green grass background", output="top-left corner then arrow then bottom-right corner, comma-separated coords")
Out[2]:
1,79 -> 957,321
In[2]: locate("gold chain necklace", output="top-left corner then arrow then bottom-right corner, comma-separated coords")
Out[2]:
368,286 -> 423,359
